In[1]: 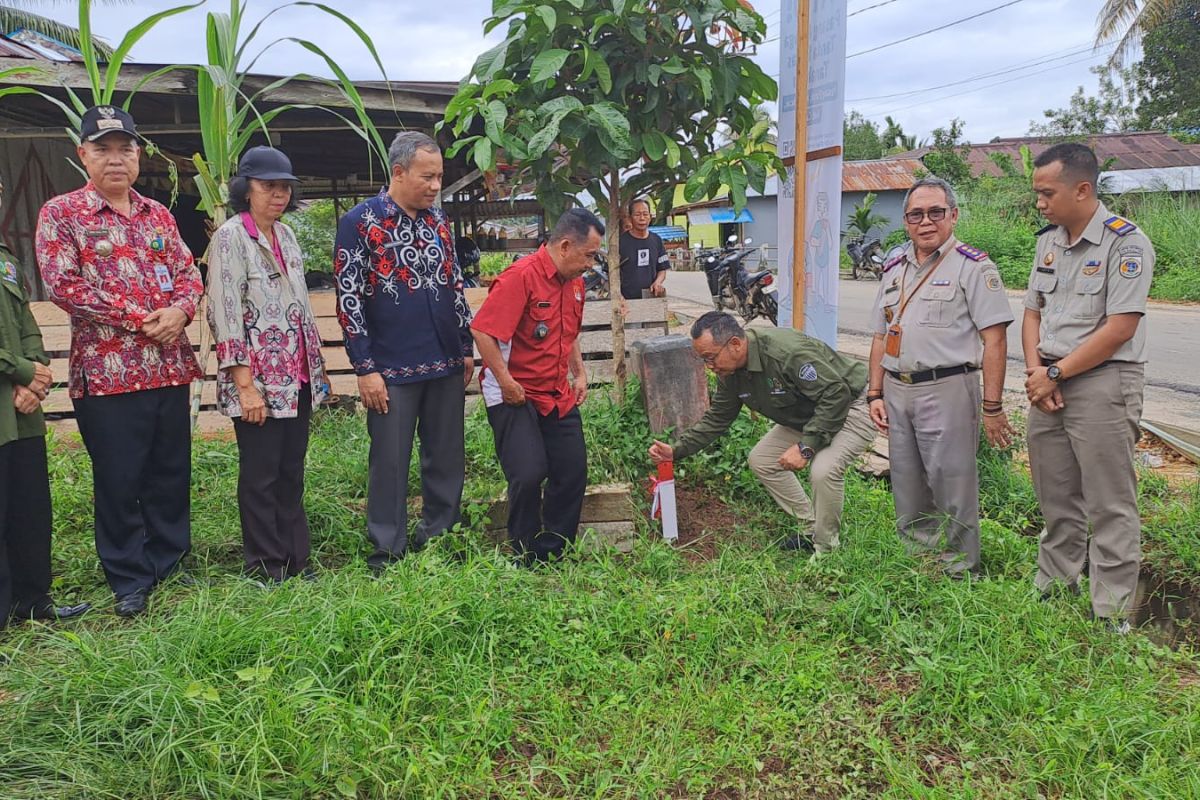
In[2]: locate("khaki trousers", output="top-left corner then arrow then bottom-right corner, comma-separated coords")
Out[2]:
747,395 -> 876,552
1029,362 -> 1144,619
884,371 -> 982,573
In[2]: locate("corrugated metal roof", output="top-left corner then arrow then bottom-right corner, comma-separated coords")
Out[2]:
0,34 -> 47,60
842,158 -> 926,191
890,132 -> 1200,174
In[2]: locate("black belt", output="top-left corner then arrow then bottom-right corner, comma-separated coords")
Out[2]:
886,364 -> 978,385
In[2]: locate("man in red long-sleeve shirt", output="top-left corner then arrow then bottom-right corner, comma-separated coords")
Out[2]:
471,209 -> 601,565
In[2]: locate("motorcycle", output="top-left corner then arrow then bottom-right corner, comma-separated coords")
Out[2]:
456,235 -> 482,289
706,235 -> 778,326
582,251 -> 609,300
844,234 -> 885,280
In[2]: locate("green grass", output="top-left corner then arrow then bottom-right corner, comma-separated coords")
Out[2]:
2,391 -> 1199,798
955,188 -> 1200,302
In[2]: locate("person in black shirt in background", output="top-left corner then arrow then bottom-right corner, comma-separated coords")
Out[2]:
617,198 -> 669,300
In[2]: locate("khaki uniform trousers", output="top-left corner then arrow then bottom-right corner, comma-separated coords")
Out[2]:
1029,362 -> 1144,619
884,371 -> 982,573
747,395 -> 876,552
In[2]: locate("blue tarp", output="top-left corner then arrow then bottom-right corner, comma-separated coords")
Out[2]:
710,208 -> 754,223
685,207 -> 755,224
649,225 -> 689,243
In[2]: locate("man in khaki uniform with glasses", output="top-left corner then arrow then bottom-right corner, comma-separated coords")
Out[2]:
1022,143 -> 1154,634
867,177 -> 1015,577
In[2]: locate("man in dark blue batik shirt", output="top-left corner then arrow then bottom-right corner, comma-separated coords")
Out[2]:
334,131 -> 473,571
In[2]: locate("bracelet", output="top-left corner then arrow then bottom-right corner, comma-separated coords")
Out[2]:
982,410 -> 1005,417
866,390 -> 883,402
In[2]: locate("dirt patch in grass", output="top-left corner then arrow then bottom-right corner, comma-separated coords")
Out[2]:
1138,432 -> 1200,486
671,484 -> 746,562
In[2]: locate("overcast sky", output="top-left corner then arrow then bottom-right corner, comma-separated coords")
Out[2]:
38,0 -> 1119,144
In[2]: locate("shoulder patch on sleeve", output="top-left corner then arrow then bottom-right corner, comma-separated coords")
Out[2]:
1035,224 -> 1055,236
1104,216 -> 1137,237
1118,255 -> 1143,279
956,243 -> 988,262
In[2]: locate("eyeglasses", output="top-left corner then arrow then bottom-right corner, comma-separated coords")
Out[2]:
699,340 -> 731,366
904,207 -> 950,224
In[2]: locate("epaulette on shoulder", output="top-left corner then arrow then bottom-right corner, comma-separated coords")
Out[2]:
1104,216 -> 1137,236
1035,224 -> 1055,236
883,254 -> 904,272
956,243 -> 988,262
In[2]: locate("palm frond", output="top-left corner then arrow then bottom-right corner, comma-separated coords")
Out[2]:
1096,0 -> 1182,66
0,6 -> 114,57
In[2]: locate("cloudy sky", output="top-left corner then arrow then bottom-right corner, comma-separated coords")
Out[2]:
37,0 -> 1120,144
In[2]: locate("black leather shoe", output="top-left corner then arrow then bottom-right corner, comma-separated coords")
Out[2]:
11,601 -> 93,622
114,591 -> 148,618
779,534 -> 815,553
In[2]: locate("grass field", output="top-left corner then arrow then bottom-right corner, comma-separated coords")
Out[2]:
2,389 -> 1198,799
954,190 -> 1200,303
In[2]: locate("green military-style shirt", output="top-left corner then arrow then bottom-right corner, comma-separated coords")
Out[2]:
672,327 -> 867,459
0,241 -> 48,448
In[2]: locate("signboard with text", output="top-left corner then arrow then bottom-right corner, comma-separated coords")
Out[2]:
775,0 -> 848,346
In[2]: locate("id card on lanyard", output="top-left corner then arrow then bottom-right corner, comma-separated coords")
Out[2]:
886,249 -> 951,358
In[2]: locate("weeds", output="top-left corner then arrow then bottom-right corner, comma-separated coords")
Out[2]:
1,391 -> 1198,798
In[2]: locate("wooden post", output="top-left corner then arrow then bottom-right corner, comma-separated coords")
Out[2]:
790,0 -> 811,331
608,169 -> 626,402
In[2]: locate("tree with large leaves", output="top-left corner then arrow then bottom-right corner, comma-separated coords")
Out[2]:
441,0 -> 781,394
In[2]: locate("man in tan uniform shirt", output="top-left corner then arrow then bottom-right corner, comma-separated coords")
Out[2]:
1023,143 -> 1153,634
867,177 -> 1015,577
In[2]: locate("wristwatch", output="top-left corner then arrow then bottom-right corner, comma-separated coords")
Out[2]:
1046,364 -> 1063,382
798,445 -> 816,461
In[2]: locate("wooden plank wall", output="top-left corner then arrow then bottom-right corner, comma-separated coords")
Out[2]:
31,289 -> 669,433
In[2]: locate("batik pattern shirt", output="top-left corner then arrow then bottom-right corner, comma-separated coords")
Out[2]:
35,183 -> 203,398
333,189 -> 472,384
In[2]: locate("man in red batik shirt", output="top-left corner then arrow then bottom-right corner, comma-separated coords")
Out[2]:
36,106 -> 203,618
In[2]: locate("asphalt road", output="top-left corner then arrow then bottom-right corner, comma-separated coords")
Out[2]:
664,270 -> 1200,430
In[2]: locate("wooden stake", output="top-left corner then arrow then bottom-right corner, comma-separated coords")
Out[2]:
608,170 -> 626,402
790,0 -> 811,331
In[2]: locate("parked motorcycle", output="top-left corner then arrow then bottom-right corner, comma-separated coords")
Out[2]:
844,234 -> 885,280
456,235 -> 482,289
583,251 -> 609,300
706,235 -> 778,326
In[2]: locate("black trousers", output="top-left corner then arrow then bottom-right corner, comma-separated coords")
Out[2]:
486,403 -> 587,564
73,385 -> 191,597
234,392 -> 312,581
0,435 -> 54,627
365,375 -> 465,566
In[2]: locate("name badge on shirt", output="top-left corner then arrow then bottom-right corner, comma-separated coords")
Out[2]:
154,264 -> 174,292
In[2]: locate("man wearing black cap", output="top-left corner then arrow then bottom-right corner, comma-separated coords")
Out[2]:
36,106 -> 204,618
